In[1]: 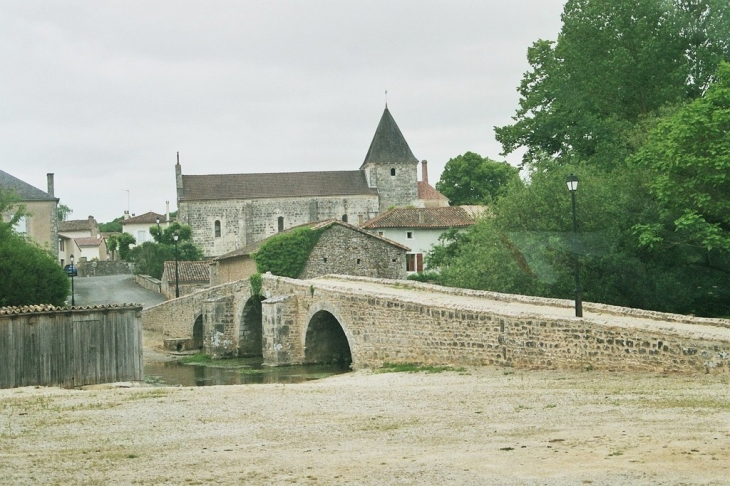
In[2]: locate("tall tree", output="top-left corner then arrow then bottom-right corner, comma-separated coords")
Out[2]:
435,152 -> 521,205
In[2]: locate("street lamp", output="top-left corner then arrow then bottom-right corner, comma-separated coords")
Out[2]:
156,215 -> 161,236
566,173 -> 582,317
70,253 -> 75,307
173,233 -> 180,298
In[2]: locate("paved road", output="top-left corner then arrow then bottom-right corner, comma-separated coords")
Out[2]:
70,274 -> 167,309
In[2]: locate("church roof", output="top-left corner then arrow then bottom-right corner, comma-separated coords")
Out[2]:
0,170 -> 57,202
360,106 -> 418,169
179,170 -> 376,201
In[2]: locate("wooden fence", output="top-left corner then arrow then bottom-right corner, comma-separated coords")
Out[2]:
0,304 -> 143,389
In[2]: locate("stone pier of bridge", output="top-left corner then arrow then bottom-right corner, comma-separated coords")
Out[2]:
141,274 -> 730,374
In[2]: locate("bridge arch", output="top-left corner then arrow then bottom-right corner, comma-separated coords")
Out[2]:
239,295 -> 265,357
192,314 -> 203,351
304,301 -> 353,367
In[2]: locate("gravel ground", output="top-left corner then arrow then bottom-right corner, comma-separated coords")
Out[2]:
1,365 -> 729,485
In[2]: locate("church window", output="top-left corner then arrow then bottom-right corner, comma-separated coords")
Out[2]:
390,168 -> 396,176
214,220 -> 221,238
341,214 -> 348,223
357,258 -> 361,264
277,216 -> 284,232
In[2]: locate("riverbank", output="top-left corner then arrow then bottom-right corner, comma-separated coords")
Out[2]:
1,364 -> 729,485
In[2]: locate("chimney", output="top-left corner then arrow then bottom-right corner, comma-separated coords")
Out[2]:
47,173 -> 55,197
124,210 -> 130,220
421,160 -> 428,184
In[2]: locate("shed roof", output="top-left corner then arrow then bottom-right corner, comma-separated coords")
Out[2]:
360,206 -> 485,229
179,171 -> 376,201
0,170 -> 57,202
162,260 -> 210,283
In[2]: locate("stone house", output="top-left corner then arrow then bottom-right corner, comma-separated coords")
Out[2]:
74,236 -> 109,262
361,205 -> 486,274
209,219 -> 410,286
176,106 -> 447,258
0,170 -> 59,259
161,260 -> 210,299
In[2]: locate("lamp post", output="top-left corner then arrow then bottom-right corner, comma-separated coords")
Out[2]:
566,174 -> 582,317
156,215 -> 161,237
70,253 -> 75,307
173,233 -> 180,298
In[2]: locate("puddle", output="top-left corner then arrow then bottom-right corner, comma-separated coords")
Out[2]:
144,357 -> 350,386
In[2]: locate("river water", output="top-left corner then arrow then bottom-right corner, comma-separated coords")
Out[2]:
144,358 -> 351,387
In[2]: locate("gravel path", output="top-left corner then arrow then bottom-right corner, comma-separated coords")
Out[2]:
1,367 -> 728,485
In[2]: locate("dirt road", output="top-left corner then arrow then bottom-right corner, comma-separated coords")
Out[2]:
1,366 -> 728,485
72,274 -> 166,309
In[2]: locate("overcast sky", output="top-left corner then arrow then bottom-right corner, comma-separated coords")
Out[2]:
1,1 -> 566,223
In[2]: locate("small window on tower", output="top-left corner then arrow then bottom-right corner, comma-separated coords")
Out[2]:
342,214 -> 348,223
214,220 -> 221,238
278,216 -> 284,232
391,168 -> 396,176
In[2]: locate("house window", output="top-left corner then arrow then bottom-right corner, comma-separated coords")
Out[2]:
277,216 -> 284,232
214,220 -> 221,238
59,239 -> 65,251
391,168 -> 396,176
342,214 -> 348,223
14,216 -> 27,235
406,253 -> 424,273
406,231 -> 413,239
378,231 -> 384,236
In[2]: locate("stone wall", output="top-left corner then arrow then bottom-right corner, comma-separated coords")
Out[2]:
180,195 -> 379,257
364,163 -> 418,212
300,224 -> 407,280
135,274 -> 161,294
79,260 -> 132,277
264,275 -> 730,373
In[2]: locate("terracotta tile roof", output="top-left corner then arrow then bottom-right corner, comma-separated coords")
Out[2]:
0,304 -> 142,315
360,107 -> 418,168
75,237 -> 105,247
417,181 -> 448,201
163,261 -> 210,282
58,218 -> 96,232
123,211 -> 168,224
0,169 -> 57,201
180,171 -> 377,201
361,206 -> 485,229
213,219 -> 410,262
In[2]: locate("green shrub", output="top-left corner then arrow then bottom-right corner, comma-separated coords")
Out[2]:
249,273 -> 262,296
253,227 -> 324,278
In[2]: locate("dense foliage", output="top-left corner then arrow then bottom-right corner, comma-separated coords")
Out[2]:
432,0 -> 730,318
99,216 -> 124,233
252,227 -> 324,278
0,190 -> 69,306
127,222 -> 203,279
435,152 -> 520,205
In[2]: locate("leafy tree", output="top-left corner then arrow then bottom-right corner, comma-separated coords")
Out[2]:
632,61 -> 730,252
435,152 -> 521,205
114,233 -> 136,260
495,0 -> 730,168
99,216 -> 123,233
128,222 -> 203,279
0,189 -> 68,306
57,204 -> 72,221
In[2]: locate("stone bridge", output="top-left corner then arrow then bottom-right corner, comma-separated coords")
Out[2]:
142,274 -> 730,374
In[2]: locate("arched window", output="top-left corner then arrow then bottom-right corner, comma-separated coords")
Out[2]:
341,214 -> 348,223
214,220 -> 221,238
278,216 -> 284,232
390,168 -> 396,176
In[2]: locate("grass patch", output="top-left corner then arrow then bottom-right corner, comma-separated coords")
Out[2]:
179,353 -> 212,364
378,362 -> 465,374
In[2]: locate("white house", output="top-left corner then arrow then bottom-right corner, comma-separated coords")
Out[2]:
122,210 -> 170,246
58,216 -> 100,266
360,206 -> 486,273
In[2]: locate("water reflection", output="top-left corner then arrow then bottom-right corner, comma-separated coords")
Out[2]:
144,358 -> 350,387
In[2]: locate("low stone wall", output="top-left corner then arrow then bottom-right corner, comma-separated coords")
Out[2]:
78,261 -> 132,277
135,275 -> 162,294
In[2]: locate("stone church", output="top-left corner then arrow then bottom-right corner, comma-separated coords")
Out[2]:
176,106 -> 447,257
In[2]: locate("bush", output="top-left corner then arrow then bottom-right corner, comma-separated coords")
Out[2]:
252,227 -> 324,278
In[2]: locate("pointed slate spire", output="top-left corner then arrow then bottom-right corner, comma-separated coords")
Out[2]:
360,106 -> 418,169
